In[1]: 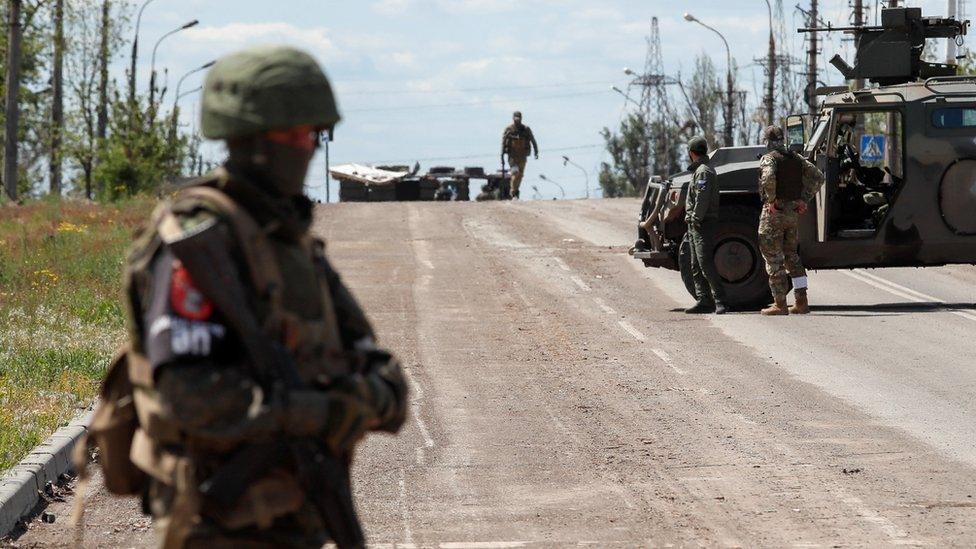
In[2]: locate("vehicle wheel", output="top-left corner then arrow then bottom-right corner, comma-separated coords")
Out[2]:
678,206 -> 772,310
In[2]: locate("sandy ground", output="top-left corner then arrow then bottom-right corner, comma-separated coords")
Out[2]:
7,198 -> 976,547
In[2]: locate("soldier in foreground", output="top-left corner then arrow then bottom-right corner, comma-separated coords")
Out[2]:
501,111 -> 539,200
119,46 -> 408,547
757,125 -> 825,316
683,136 -> 728,314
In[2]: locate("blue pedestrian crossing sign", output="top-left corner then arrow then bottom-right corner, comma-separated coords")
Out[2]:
860,134 -> 885,161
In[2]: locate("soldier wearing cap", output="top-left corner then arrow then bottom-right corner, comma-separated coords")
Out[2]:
757,125 -> 825,315
684,136 -> 728,314
117,46 -> 408,547
501,111 -> 539,200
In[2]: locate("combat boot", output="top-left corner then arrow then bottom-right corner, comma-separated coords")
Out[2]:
761,295 -> 790,316
790,289 -> 810,314
685,300 -> 716,314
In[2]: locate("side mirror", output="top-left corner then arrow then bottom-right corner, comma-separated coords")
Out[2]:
786,114 -> 808,153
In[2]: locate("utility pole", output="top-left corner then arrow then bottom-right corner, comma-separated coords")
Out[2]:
948,0 -> 958,63
853,0 -> 864,90
51,0 -> 65,197
765,0 -> 777,126
806,0 -> 819,114
3,0 -> 23,202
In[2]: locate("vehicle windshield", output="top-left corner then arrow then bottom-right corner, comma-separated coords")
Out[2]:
805,113 -> 830,155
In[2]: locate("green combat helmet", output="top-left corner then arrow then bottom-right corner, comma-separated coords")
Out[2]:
688,135 -> 708,155
201,45 -> 340,140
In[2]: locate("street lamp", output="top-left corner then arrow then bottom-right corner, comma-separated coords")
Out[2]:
684,13 -> 735,147
129,0 -> 157,106
538,174 -> 566,199
611,85 -> 642,110
173,60 -> 214,113
169,85 -> 203,142
149,19 -> 199,114
562,156 -> 590,199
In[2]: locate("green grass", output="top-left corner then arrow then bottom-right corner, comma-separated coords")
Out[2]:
0,198 -> 154,470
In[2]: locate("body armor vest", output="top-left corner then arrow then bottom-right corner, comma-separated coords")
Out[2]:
770,150 -> 803,201
507,126 -> 531,157
124,180 -> 345,497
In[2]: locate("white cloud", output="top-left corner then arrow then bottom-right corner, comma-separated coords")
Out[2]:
176,23 -> 344,62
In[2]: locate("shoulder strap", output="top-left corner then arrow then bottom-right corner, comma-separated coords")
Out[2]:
164,183 -> 344,355
161,183 -> 285,334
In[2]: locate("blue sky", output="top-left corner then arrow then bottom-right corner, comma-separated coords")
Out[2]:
133,0 -> 954,201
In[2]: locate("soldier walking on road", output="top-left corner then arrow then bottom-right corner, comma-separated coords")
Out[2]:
684,136 -> 728,315
758,125 -> 825,316
501,111 -> 539,200
114,46 -> 407,547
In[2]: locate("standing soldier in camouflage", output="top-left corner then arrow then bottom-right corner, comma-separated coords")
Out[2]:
758,125 -> 825,316
119,46 -> 407,547
501,111 -> 539,200
684,136 -> 728,314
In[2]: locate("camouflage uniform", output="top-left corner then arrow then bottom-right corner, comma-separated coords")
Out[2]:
121,46 -> 408,548
758,129 -> 825,310
685,154 -> 727,307
501,112 -> 539,199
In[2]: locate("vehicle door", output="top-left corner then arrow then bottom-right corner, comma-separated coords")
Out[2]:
817,107 -> 905,241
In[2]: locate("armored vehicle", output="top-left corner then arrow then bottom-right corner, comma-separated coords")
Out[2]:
633,6 -> 976,309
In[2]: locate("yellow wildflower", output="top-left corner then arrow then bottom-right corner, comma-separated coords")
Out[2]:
57,222 -> 88,234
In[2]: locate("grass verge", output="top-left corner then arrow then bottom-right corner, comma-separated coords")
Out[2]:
0,198 -> 153,471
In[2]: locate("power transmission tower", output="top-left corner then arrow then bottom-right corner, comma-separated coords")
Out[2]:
646,17 -> 680,176
622,17 -> 681,184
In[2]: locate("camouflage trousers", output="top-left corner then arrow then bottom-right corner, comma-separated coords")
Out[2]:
509,156 -> 527,197
758,205 -> 806,298
688,221 -> 727,303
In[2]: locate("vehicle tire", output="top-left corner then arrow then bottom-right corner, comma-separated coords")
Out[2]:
678,206 -> 772,310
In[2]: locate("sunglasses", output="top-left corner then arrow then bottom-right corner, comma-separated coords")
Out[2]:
265,125 -> 320,152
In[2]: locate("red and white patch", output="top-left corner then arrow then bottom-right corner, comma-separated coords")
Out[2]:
169,260 -> 213,321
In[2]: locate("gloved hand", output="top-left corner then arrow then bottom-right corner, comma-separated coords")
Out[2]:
322,375 -> 378,453
277,383 -> 376,454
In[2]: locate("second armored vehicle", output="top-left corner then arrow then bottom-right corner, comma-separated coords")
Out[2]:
633,7 -> 976,309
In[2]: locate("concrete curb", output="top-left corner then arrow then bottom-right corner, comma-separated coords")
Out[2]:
0,409 -> 93,537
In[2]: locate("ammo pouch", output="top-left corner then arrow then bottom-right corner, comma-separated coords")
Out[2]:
73,346 -> 147,496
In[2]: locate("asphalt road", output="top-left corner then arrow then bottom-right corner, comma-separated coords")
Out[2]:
9,198 -> 976,547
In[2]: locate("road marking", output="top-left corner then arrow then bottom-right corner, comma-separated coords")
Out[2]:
652,347 -> 686,375
570,275 -> 592,292
404,368 -> 435,449
592,297 -> 617,315
844,269 -> 976,323
841,496 -> 913,543
439,543 -> 528,548
617,320 -> 646,342
398,468 -> 414,545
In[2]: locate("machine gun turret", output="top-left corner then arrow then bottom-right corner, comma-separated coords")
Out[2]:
799,6 -> 969,86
